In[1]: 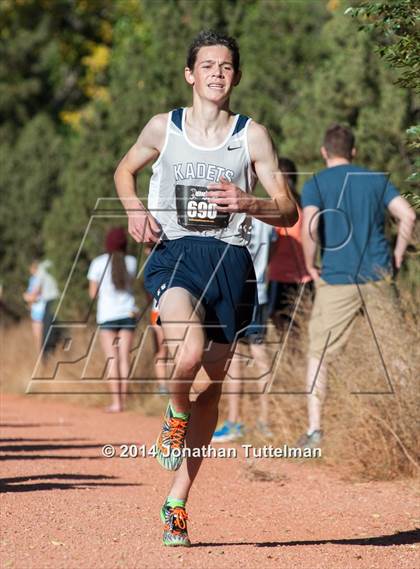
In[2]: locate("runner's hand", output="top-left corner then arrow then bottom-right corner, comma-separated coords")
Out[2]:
128,211 -> 161,243
207,176 -> 253,213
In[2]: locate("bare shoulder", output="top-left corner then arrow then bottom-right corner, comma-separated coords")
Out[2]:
247,120 -> 276,161
137,112 -> 169,150
247,120 -> 270,142
141,112 -> 168,138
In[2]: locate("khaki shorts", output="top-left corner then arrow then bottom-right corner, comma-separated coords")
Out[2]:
308,278 -> 399,360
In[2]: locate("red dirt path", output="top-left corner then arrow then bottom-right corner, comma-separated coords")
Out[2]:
1,394 -> 419,569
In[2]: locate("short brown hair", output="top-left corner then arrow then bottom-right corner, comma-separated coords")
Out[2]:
323,124 -> 355,160
187,30 -> 240,73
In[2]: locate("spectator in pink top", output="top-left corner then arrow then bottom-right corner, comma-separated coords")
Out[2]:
268,158 -> 313,339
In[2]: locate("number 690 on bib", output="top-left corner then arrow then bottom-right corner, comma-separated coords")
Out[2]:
175,184 -> 230,231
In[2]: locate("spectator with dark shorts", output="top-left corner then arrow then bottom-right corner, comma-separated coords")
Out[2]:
88,227 -> 138,413
268,158 -> 312,344
150,297 -> 170,395
212,217 -> 274,442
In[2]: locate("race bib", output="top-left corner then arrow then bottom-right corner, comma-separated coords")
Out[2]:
175,184 -> 230,231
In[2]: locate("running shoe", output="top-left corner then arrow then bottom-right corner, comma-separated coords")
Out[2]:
211,420 -> 244,443
160,501 -> 191,547
296,430 -> 323,449
256,420 -> 274,440
155,403 -> 189,470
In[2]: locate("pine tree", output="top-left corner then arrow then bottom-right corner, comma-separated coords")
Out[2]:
233,0 -> 329,142
281,9 -> 414,188
0,114 -> 61,313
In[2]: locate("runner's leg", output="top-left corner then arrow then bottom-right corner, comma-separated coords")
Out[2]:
167,341 -> 234,501
152,324 -> 169,392
225,348 -> 242,424
158,287 -> 206,414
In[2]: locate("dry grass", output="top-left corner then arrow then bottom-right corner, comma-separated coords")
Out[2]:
0,319 -> 158,410
2,292 -> 419,481
320,305 -> 420,481
239,295 -> 420,481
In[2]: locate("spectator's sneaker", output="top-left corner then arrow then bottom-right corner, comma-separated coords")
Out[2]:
256,420 -> 274,440
157,383 -> 170,395
296,430 -> 323,449
160,501 -> 191,547
212,420 -> 244,443
155,404 -> 189,471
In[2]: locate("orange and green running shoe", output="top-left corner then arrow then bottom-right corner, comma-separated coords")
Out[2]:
160,501 -> 191,547
155,403 -> 189,471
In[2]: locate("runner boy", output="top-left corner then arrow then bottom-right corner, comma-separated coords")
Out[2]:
114,30 -> 298,546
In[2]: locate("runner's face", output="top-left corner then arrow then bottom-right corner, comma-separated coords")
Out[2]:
185,45 -> 239,101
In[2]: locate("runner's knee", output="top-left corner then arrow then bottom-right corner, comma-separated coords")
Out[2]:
176,350 -> 202,378
195,382 -> 223,407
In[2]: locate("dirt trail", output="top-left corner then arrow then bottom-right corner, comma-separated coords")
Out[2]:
1,394 -> 419,569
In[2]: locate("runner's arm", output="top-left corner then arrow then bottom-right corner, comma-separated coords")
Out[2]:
207,122 -> 298,227
387,196 -> 416,269
302,205 -> 321,281
248,122 -> 298,226
114,114 -> 167,242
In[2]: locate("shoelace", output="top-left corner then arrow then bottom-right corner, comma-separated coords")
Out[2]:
167,417 -> 188,449
169,507 -> 188,532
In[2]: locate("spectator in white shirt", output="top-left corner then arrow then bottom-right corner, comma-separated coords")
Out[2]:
88,227 -> 138,413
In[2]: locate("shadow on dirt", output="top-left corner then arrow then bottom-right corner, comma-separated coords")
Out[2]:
1,442 -> 105,452
0,423 -> 72,428
1,438 -> 88,443
0,473 -> 143,493
194,528 -> 420,548
0,440 -> 127,461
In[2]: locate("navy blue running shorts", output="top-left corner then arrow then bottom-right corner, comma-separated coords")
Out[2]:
144,236 -> 257,344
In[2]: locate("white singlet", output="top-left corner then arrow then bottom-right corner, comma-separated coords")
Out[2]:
148,108 -> 257,246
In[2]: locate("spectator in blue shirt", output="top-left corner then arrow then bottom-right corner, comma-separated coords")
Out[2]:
297,124 -> 415,449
